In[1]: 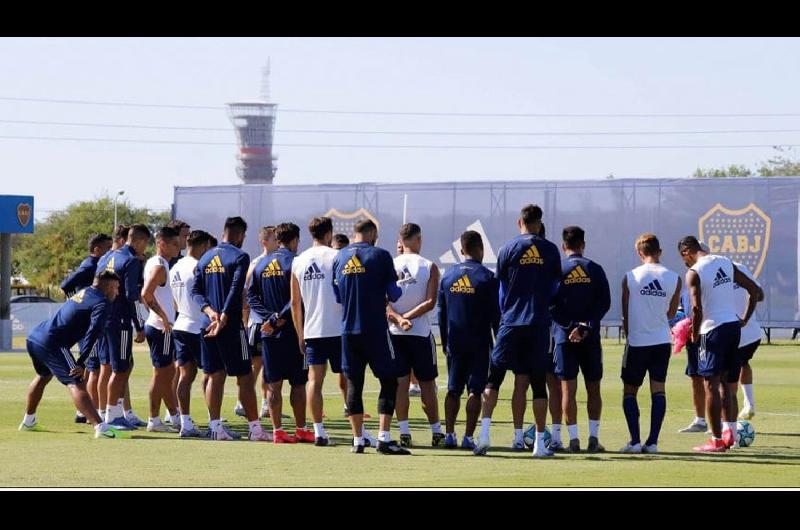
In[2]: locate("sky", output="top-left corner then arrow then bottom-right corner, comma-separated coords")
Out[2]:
2,37 -> 800,218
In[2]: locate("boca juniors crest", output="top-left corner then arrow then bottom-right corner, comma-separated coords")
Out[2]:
324,207 -> 380,239
698,203 -> 771,277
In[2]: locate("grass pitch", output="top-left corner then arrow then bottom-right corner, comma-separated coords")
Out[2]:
1,338 -> 798,487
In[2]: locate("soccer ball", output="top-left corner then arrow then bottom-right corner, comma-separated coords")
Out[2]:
736,420 -> 756,447
523,425 -> 551,449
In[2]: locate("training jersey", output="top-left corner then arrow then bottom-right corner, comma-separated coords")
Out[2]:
96,244 -> 143,329
170,255 -> 203,334
389,253 -> 435,337
495,233 -> 561,327
733,261 -> 762,347
291,245 -> 342,339
28,286 -> 111,366
625,263 -> 680,347
437,259 -> 500,354
60,255 -> 99,297
245,254 -> 268,327
690,254 -> 739,334
332,242 -> 401,335
248,247 -> 296,337
551,254 -> 611,344
191,242 -> 250,324
143,255 -> 175,330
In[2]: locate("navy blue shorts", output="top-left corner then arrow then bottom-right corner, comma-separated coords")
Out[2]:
145,325 -> 176,368
621,343 -> 671,386
491,321 -> 551,377
698,321 -> 741,379
342,330 -> 398,380
390,333 -> 438,382
262,336 -> 308,386
685,340 -> 700,377
201,321 -> 252,377
172,329 -> 201,366
305,336 -> 342,373
739,340 -> 760,363
447,346 -> 490,396
85,340 -> 101,372
26,339 -> 82,386
102,325 -> 134,373
554,336 -> 603,382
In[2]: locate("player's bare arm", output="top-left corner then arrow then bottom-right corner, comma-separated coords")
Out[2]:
621,276 -> 629,338
400,263 -> 440,320
290,273 -> 305,353
141,264 -> 172,333
667,275 -> 682,320
687,269 -> 702,343
732,265 -> 764,325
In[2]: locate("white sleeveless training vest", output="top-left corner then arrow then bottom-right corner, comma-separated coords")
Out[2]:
733,261 -> 762,347
625,263 -> 679,347
170,255 -> 202,334
144,255 -> 175,330
389,253 -> 434,337
690,254 -> 739,334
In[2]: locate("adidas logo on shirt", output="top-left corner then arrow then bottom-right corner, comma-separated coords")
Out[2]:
564,265 -> 591,284
449,274 -> 476,294
398,265 -> 418,285
70,289 -> 86,303
343,255 -> 366,274
640,279 -> 666,297
519,245 -> 544,265
303,262 -> 325,281
263,259 -> 283,278
713,267 -> 732,288
104,256 -> 116,273
205,255 -> 225,274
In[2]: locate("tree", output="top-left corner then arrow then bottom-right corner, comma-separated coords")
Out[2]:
692,155 -> 800,178
11,195 -> 170,298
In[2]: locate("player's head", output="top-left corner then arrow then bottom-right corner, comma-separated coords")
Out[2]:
127,223 -> 152,255
155,226 -> 181,260
677,235 -> 705,267
93,270 -> 121,301
396,239 -> 404,255
635,232 -> 662,263
209,235 -> 218,248
460,230 -> 484,263
258,226 -> 278,253
399,223 -> 422,253
354,219 -> 378,245
562,225 -> 586,255
88,233 -> 112,257
186,229 -> 212,259
308,216 -> 333,246
275,222 -> 301,253
539,222 -> 546,239
166,219 -> 191,250
518,204 -> 543,235
332,233 -> 350,250
223,216 -> 247,248
112,224 -> 130,250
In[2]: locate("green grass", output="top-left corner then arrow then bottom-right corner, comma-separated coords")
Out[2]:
1,340 -> 798,487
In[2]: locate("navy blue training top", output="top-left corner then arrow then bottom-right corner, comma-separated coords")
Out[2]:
495,233 -> 561,327
60,255 -> 99,297
247,247 -> 296,338
191,242 -> 250,324
96,245 -> 142,328
332,242 -> 401,335
550,253 -> 611,344
437,258 -> 500,354
28,286 -> 111,366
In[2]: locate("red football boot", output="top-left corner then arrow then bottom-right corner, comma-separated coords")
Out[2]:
273,429 -> 298,444
722,428 -> 737,449
295,427 -> 316,443
693,437 -> 728,453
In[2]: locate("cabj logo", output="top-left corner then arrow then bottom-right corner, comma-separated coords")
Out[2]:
324,207 -> 380,239
450,274 -> 476,294
698,203 -> 771,278
519,245 -> 543,265
205,255 -> 225,274
17,203 -> 31,227
343,255 -> 366,274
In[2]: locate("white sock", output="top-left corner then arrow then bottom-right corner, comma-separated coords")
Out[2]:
695,416 -> 707,425
236,400 -> 243,409
107,404 -> 123,422
23,413 -> 36,426
534,431 -> 545,451
353,436 -> 364,447
209,419 -> 222,432
742,384 -> 754,408
75,410 -> 84,417
398,420 -> 410,435
170,414 -> 181,427
378,430 -> 391,443
514,428 -> 524,443
248,420 -> 262,434
551,424 -> 563,443
589,420 -> 600,439
724,421 -> 736,432
97,409 -> 104,418
361,425 -> 373,439
273,425 -> 284,434
480,417 -> 492,443
567,424 -> 578,440
148,417 -> 162,425
180,415 -> 194,430
313,423 -> 326,438
430,422 -> 442,434
261,398 -> 269,409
